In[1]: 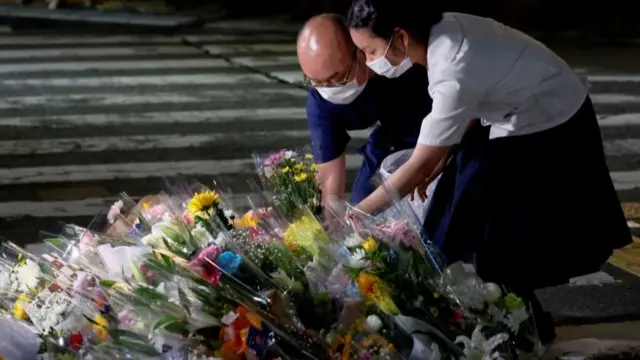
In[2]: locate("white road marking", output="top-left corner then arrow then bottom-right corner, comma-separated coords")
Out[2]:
0,73 -> 273,87
0,155 -> 363,185
183,34 -> 294,43
611,170 -> 640,190
231,55 -> 299,67
0,46 -> 200,59
0,107 -> 307,127
0,35 -> 184,46
0,33 -> 293,47
203,44 -> 296,55
0,130 -> 371,155
603,139 -> 640,156
590,94 -> 640,104
599,113 -> 640,126
0,58 -> 231,74
0,88 -> 307,109
0,194 -> 261,218
588,75 -> 640,82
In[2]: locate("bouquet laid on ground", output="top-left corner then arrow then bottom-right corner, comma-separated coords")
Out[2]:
333,189 -> 544,360
0,144 -> 546,360
255,149 -> 322,218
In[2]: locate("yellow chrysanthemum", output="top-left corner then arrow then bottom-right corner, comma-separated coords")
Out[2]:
305,154 -> 313,159
283,231 -> 297,250
92,313 -> 109,341
294,163 -> 305,170
362,237 -> 378,253
357,273 -> 400,315
283,215 -> 328,258
187,190 -> 220,218
293,173 -> 309,182
310,164 -> 320,171
12,295 -> 30,320
234,211 -> 259,229
281,167 -> 290,173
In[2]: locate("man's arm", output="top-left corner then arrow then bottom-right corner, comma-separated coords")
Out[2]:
316,152 -> 347,204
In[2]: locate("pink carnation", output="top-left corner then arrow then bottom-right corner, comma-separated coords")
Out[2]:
375,221 -> 423,252
188,245 -> 222,285
263,150 -> 287,167
144,204 -> 170,223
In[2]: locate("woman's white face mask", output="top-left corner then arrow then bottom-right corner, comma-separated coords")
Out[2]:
366,35 -> 412,78
315,53 -> 367,105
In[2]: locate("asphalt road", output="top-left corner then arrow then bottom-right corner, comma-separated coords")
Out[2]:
1,20 -> 640,324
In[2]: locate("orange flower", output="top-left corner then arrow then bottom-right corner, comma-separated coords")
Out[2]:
357,272 -> 379,297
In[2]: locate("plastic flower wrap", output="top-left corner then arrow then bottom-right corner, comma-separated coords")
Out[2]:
325,308 -> 410,360
352,182 -> 543,360
254,148 -> 322,218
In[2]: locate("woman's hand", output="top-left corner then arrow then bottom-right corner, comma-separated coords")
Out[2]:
410,150 -> 449,202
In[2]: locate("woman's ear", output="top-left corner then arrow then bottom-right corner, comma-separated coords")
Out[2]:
395,28 -> 411,50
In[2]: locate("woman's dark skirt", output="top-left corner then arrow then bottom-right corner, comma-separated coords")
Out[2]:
423,97 -> 632,341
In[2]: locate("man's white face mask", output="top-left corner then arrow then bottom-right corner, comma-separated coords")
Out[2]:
366,34 -> 412,78
314,52 -> 367,105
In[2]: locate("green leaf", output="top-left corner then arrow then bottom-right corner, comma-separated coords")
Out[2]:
161,254 -> 175,271
43,237 -> 65,248
83,314 -> 101,326
153,316 -> 180,332
114,338 -> 160,356
134,286 -> 169,303
130,262 -> 147,284
108,328 -> 148,342
99,280 -> 118,288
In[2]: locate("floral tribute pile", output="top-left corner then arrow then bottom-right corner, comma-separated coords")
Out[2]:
0,149 -> 544,360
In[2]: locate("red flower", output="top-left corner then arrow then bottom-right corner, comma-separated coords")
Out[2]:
70,332 -> 84,351
188,245 -> 222,285
454,309 -> 463,324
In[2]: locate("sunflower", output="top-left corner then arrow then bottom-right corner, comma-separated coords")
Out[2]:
187,190 -> 220,218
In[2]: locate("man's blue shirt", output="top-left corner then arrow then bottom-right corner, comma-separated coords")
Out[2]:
306,65 -> 432,203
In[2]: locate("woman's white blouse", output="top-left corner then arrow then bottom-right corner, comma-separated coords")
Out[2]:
417,13 -> 588,147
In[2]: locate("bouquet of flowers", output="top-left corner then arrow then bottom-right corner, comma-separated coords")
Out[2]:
255,149 -> 322,218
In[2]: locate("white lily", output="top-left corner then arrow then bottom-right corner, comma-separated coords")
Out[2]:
455,325 -> 509,360
502,308 -> 529,334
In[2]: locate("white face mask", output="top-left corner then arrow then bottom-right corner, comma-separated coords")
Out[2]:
316,80 -> 366,104
314,53 -> 367,105
366,35 -> 413,78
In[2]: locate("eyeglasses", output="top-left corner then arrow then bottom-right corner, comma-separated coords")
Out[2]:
302,50 -> 359,88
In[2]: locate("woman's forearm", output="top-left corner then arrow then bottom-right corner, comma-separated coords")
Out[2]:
357,145 -> 449,214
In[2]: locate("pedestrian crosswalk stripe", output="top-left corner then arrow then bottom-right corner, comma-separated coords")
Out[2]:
202,44 -> 297,56
0,34 -> 294,47
0,130 -> 636,157
588,75 -> 640,82
0,35 -> 185,46
0,73 -> 273,87
590,94 -> 640,104
0,156 -> 364,185
0,108 -> 307,127
0,45 -> 201,59
0,131 -> 370,155
0,58 -> 231,73
0,194 -> 260,218
230,55 -> 299,67
0,88 -> 306,110
599,114 -> 640,125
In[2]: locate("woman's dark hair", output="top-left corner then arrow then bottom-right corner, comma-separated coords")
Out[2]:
346,0 -> 443,44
